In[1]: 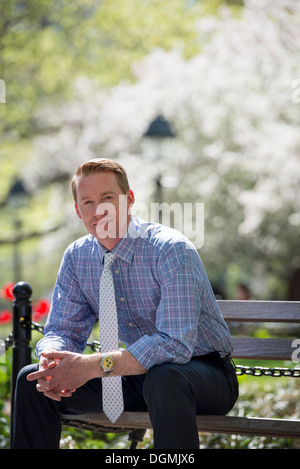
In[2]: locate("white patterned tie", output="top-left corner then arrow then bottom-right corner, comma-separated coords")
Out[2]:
99,252 -> 124,423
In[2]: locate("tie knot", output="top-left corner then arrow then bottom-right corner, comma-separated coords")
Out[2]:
103,252 -> 116,270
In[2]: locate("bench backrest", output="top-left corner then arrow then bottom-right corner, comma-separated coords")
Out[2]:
217,300 -> 300,361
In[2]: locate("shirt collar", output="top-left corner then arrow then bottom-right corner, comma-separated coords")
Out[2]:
95,218 -> 139,264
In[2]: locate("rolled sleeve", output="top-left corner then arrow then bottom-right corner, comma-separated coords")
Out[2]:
35,249 -> 97,358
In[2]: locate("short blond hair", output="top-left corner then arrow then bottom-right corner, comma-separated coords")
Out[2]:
71,158 -> 130,202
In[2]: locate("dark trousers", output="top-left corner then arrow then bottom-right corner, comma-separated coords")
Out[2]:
12,353 -> 238,449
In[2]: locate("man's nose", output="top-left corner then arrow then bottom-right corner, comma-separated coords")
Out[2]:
95,203 -> 109,218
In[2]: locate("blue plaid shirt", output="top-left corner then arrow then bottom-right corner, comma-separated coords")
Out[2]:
36,218 -> 232,369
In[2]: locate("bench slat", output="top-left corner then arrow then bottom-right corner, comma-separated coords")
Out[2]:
61,412 -> 300,439
218,300 -> 300,323
196,415 -> 300,438
231,337 -> 296,360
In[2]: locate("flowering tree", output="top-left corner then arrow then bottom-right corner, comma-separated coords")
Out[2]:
24,0 -> 300,298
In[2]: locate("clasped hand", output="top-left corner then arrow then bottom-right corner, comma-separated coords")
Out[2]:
27,350 -> 91,402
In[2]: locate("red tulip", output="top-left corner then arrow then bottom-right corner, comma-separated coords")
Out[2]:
0,282 -> 14,301
0,310 -> 12,324
34,299 -> 50,316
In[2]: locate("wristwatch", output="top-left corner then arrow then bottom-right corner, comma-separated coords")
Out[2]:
100,354 -> 115,376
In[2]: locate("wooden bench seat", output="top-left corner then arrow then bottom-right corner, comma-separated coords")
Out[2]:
62,412 -> 300,440
61,300 -> 300,445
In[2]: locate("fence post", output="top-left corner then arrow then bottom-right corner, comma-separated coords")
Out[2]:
10,281 -> 32,448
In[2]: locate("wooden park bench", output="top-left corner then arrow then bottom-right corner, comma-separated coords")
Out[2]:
8,282 -> 300,448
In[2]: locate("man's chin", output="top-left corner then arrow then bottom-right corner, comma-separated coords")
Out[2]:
93,219 -> 129,242
96,226 -> 118,240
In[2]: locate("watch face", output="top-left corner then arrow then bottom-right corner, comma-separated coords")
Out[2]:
102,356 -> 114,371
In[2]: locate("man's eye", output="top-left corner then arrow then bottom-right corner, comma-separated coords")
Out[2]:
83,200 -> 93,205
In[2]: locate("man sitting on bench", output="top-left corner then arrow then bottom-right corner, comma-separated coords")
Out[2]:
12,158 -> 238,449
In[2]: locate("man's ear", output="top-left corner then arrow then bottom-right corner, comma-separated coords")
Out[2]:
127,190 -> 135,208
75,203 -> 82,219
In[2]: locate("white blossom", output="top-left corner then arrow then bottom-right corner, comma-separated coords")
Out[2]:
27,0 -> 300,294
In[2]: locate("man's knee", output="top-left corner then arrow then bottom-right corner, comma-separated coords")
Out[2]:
143,363 -> 188,403
16,364 -> 38,392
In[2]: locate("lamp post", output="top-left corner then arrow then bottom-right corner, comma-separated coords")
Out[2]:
143,115 -> 176,223
6,179 -> 30,283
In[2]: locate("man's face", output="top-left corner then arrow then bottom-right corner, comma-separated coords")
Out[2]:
74,171 -> 134,246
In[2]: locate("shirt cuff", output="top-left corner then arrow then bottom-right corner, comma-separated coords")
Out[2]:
127,334 -> 190,370
35,337 -> 67,359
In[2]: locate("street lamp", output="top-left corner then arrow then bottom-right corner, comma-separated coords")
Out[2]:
6,180 -> 29,209
6,179 -> 30,282
143,115 -> 177,222
143,114 -> 176,163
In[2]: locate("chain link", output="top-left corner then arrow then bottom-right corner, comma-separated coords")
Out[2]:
4,332 -> 13,350
3,319 -> 300,377
3,319 -> 101,353
235,364 -> 300,378
29,321 -> 46,335
28,321 -> 101,352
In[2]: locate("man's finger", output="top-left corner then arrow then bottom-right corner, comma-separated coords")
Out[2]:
41,351 -> 68,360
36,379 -> 58,390
27,369 -> 50,382
60,389 -> 76,397
36,383 -> 47,393
42,390 -> 62,402
47,359 -> 60,369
